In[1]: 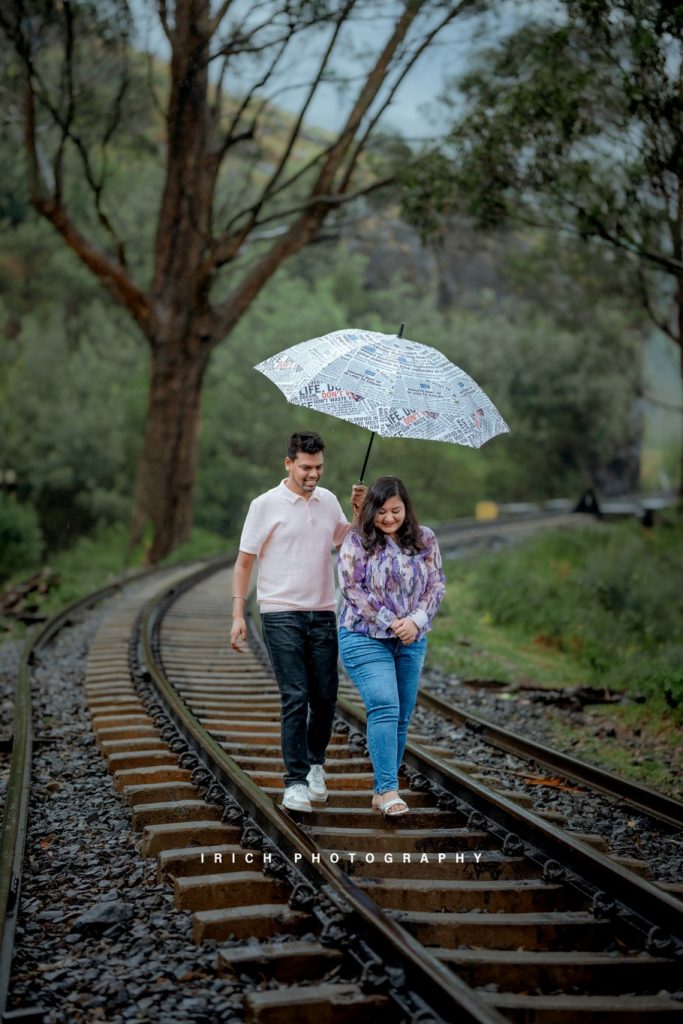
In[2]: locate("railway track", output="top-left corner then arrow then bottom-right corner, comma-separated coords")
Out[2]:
76,559 -> 683,1022
434,510 -> 597,556
2,506 -> 681,1021
415,686 -> 683,829
412,687 -> 683,879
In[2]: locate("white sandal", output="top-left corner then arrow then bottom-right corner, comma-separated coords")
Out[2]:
374,793 -> 409,817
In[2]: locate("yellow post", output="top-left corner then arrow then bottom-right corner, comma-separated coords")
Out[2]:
475,501 -> 499,521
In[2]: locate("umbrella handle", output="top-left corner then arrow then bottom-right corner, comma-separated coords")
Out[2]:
357,324 -> 402,483
358,432 -> 375,484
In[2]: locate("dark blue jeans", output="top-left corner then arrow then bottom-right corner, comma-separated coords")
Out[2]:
261,611 -> 339,786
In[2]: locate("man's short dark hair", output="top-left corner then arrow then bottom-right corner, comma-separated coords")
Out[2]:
287,431 -> 325,460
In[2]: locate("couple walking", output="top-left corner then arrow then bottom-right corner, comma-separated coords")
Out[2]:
230,431 -> 445,817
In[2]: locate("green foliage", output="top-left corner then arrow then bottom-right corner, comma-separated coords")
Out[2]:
423,2 -> 683,273
455,518 -> 683,713
0,496 -> 43,581
399,0 -> 683,490
0,0 -> 668,564
0,219 -> 147,550
0,216 -> 647,552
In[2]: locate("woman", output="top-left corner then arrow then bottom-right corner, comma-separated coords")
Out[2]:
338,476 -> 445,817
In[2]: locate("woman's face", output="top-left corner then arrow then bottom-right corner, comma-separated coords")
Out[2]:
374,494 -> 406,536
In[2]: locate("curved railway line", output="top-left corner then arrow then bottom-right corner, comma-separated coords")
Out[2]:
415,687 -> 683,833
2,509 -> 682,1022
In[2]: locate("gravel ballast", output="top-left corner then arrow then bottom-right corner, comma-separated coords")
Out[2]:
6,603 -> 243,1024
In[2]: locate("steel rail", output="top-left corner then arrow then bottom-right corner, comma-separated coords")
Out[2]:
435,509 -> 595,537
139,560 -> 508,1024
0,624 -> 37,1023
332,692 -> 683,947
418,689 -> 683,829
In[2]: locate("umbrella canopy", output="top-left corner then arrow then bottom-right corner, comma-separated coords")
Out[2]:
254,328 -> 509,450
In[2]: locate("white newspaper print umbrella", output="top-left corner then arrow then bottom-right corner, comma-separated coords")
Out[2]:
254,327 -> 509,478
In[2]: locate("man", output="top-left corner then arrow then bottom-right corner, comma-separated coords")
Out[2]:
230,430 -> 365,813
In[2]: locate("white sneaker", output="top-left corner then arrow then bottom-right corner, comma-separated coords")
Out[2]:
307,764 -> 328,803
282,783 -> 312,812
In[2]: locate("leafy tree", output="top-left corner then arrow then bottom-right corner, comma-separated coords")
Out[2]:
0,221 -> 146,548
0,0 -> 485,561
0,495 -> 43,580
196,245 -> 644,526
0,219 -> 644,546
403,0 -> 683,491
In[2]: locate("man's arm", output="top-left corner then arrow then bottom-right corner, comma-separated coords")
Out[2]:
230,551 -> 257,650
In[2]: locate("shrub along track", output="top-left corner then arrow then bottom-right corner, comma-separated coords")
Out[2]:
73,558 -> 683,1023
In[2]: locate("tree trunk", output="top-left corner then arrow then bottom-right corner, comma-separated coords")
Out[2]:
129,334 -> 211,563
10,0 -> 457,563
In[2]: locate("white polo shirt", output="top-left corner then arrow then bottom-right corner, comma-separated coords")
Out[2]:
239,480 -> 349,612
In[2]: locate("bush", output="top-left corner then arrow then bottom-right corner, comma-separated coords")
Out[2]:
0,496 -> 44,581
466,517 -> 683,712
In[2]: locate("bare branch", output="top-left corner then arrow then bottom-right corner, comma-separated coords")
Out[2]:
212,33 -> 289,164
212,0 -> 356,259
53,0 -> 76,199
261,0 -> 356,202
37,195 -> 151,332
636,266 -> 678,343
35,74 -> 129,264
157,0 -> 172,41
641,390 -> 683,412
2,5 -> 149,329
210,0 -> 427,274
310,0 -> 427,200
210,52 -> 230,124
215,175 -> 392,266
102,55 -> 129,149
144,48 -> 166,120
216,139 -> 328,243
25,79 -> 149,328
208,0 -> 237,38
337,2 -> 467,194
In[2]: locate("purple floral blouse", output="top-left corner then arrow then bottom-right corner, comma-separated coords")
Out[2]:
338,526 -> 446,639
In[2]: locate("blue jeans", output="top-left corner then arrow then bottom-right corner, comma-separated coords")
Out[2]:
261,611 -> 338,787
338,627 -> 426,795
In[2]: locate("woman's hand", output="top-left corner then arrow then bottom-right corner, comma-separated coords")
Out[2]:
390,617 -> 419,644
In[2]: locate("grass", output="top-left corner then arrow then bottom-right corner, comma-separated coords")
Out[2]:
430,515 -> 683,712
544,704 -> 682,796
427,516 -> 683,793
0,523 -> 231,643
427,571 -> 586,689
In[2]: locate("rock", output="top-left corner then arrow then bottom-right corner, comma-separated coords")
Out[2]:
71,901 -> 134,936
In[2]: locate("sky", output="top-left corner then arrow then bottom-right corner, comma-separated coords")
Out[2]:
134,1 -> 540,141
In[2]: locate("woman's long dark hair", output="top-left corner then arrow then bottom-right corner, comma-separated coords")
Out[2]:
357,476 -> 424,554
